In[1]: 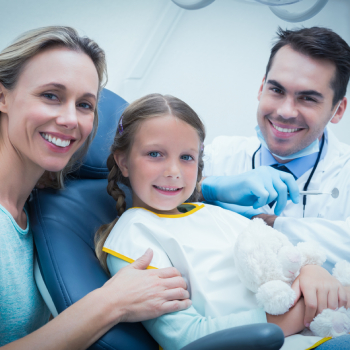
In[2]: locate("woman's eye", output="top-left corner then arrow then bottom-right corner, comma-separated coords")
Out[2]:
43,93 -> 58,101
148,151 -> 161,158
78,102 -> 93,110
181,155 -> 194,161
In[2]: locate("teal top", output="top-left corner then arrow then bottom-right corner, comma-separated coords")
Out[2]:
107,255 -> 267,350
0,204 -> 50,346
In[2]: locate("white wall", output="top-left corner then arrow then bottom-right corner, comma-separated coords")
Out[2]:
1,0 -> 349,144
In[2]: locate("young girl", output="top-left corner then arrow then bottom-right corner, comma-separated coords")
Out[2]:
94,93 -> 318,350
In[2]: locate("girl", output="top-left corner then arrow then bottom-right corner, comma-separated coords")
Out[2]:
95,93 -> 311,350
0,27 -> 190,349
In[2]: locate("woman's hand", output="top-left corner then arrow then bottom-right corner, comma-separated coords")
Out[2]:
101,249 -> 191,324
291,265 -> 350,328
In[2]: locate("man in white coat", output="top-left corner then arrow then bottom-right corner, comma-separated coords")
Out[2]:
201,27 -> 350,327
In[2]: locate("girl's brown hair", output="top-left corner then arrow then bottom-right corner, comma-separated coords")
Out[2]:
0,26 -> 107,188
95,93 -> 205,272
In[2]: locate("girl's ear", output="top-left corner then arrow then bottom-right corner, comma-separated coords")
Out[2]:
114,151 -> 129,177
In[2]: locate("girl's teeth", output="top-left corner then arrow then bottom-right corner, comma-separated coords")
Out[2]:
41,133 -> 71,148
272,123 -> 299,133
156,186 -> 178,191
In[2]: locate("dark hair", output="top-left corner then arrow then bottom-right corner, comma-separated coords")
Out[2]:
95,93 -> 205,272
265,27 -> 350,107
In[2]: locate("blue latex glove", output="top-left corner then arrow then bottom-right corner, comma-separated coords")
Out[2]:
207,201 -> 263,219
202,166 -> 299,216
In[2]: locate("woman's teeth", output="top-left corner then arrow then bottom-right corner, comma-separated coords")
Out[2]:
41,133 -> 71,147
154,185 -> 180,191
272,123 -> 299,133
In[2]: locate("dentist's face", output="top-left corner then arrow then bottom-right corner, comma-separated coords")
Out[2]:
257,45 -> 346,160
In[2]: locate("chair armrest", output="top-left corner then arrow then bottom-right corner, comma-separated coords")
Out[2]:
180,323 -> 284,350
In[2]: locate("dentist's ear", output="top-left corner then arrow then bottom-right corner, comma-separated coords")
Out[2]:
114,151 -> 129,178
330,97 -> 347,124
257,76 -> 266,101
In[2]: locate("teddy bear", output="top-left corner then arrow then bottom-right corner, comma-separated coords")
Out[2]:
234,218 -> 350,338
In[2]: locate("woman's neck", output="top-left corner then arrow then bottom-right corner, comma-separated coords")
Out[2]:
0,133 -> 44,226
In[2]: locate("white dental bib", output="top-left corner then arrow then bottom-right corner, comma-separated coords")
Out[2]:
103,203 -> 259,318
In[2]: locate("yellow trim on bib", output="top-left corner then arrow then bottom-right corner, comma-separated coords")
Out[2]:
130,203 -> 205,218
102,248 -> 157,269
305,337 -> 332,350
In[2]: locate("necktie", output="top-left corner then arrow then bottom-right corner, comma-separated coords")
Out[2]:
268,164 -> 296,208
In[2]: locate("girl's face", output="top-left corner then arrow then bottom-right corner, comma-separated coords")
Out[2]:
0,47 -> 99,174
116,115 -> 200,215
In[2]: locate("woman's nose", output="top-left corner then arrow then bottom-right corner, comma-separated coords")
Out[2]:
276,97 -> 298,119
56,103 -> 78,129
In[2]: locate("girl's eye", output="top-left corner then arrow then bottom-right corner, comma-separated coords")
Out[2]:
181,155 -> 194,161
148,151 -> 161,158
78,102 -> 93,110
43,93 -> 58,101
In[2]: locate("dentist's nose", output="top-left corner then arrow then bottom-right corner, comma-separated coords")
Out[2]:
164,159 -> 180,179
277,97 -> 298,119
56,102 -> 78,129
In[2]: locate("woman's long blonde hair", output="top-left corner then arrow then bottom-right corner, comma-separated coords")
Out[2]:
0,26 -> 107,188
95,93 -> 206,272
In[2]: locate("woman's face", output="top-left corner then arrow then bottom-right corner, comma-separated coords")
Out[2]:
0,46 -> 99,173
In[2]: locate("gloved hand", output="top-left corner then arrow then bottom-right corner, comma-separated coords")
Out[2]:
207,201 -> 263,219
201,166 -> 299,216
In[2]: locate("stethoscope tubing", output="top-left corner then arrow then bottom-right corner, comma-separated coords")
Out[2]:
252,134 -> 325,217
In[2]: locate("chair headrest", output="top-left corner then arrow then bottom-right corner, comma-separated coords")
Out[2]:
73,89 -> 128,179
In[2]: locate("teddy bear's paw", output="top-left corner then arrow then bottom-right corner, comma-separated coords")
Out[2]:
310,307 -> 350,338
256,280 -> 295,315
332,260 -> 350,286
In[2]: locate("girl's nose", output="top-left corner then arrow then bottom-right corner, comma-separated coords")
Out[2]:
164,160 -> 181,179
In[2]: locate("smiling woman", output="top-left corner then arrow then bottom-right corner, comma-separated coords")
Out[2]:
0,27 -> 191,350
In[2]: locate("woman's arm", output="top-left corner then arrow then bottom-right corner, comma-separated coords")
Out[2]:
2,249 -> 191,350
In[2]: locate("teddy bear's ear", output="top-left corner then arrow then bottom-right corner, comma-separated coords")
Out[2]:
296,241 -> 327,266
332,260 -> 350,286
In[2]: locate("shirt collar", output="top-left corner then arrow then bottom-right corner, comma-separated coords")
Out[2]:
260,128 -> 328,179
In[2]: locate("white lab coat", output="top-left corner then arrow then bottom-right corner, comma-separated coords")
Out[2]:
203,129 -> 350,272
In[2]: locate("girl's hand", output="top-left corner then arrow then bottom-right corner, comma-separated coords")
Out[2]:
101,249 -> 191,324
291,265 -> 349,328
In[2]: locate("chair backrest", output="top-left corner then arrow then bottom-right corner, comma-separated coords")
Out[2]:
29,88 -> 158,350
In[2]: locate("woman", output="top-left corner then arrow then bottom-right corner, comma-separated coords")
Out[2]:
0,26 -> 190,349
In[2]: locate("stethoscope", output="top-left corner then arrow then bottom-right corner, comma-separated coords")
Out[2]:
252,134 -> 325,218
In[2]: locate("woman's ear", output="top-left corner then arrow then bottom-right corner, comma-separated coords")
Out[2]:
0,83 -> 9,113
114,151 -> 129,177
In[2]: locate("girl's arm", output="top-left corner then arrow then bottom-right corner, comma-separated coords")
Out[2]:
2,249 -> 191,350
108,255 -> 267,350
266,298 -> 305,337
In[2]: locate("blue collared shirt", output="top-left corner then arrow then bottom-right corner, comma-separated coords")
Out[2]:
260,129 -> 328,179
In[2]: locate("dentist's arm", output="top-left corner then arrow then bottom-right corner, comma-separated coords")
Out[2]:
201,166 -> 299,216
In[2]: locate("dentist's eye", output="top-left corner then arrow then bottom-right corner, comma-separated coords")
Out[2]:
181,155 -> 194,161
148,151 -> 161,158
300,96 -> 316,102
271,87 -> 283,94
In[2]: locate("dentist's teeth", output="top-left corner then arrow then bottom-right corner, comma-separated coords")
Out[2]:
272,123 -> 299,133
41,133 -> 71,148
